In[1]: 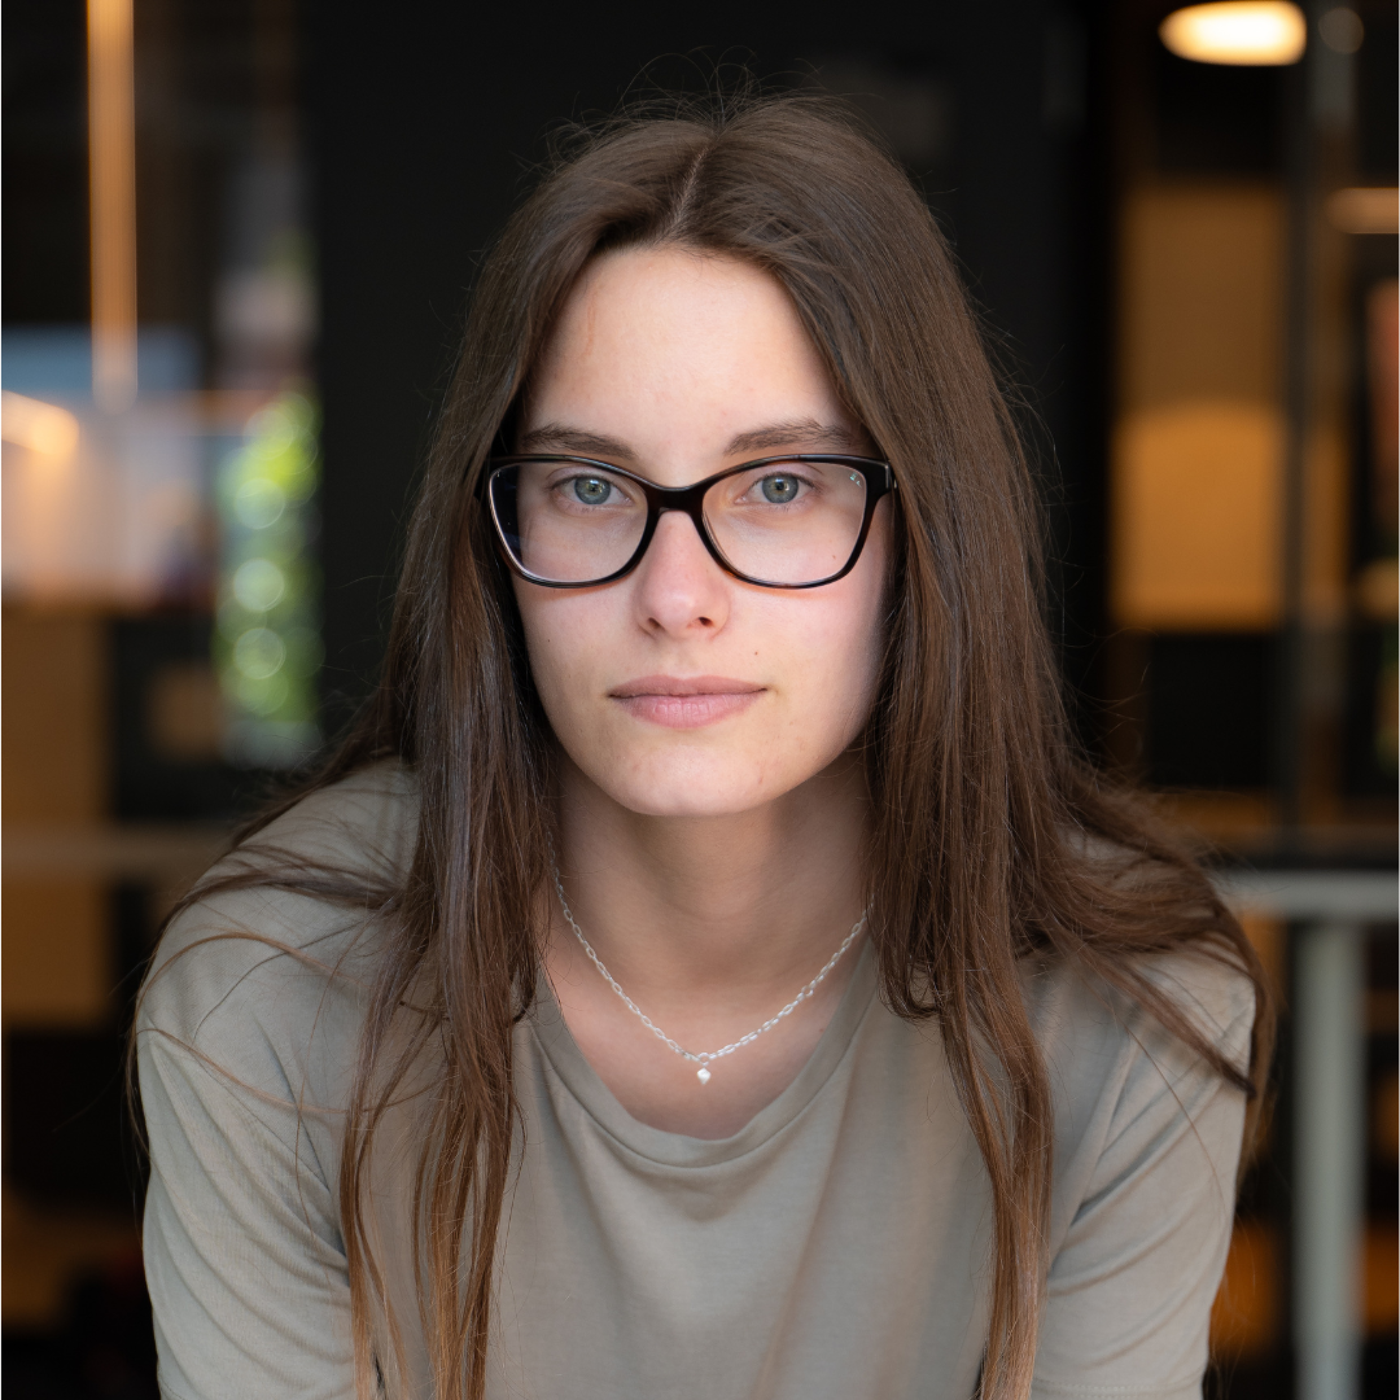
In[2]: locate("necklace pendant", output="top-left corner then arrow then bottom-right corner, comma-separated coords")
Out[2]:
551,861 -> 868,1092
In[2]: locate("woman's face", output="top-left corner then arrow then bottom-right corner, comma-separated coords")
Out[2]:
511,245 -> 892,819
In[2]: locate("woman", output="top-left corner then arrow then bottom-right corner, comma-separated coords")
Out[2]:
137,95 -> 1271,1400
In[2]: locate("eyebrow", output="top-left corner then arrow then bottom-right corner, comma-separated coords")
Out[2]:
517,418 -> 867,460
724,419 -> 867,454
517,424 -> 634,457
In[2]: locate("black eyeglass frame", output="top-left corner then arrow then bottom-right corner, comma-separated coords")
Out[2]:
481,453 -> 896,590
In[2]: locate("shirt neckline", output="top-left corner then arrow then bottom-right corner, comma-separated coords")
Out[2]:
527,937 -> 880,1169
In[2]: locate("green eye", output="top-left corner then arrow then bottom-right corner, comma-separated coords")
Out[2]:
760,475 -> 800,504
572,476 -> 613,505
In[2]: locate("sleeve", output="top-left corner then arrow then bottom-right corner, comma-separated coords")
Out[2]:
135,766 -> 421,1399
1030,965 -> 1255,1400
140,1030 -> 357,1400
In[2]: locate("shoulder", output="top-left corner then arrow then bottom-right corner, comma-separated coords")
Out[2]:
1029,829 -> 1257,1083
136,760 -> 420,1105
227,757 -> 421,884
1024,949 -> 1257,1395
1023,944 -> 1256,1080
1022,946 -> 1256,1210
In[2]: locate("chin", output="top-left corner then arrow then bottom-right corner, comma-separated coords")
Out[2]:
612,792 -> 765,819
594,752 -> 782,819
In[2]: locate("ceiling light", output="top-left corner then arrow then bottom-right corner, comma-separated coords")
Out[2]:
1160,2 -> 1307,65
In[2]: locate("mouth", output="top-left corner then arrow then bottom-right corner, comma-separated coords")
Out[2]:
609,675 -> 765,729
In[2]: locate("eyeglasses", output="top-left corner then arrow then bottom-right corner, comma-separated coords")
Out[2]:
482,454 -> 895,589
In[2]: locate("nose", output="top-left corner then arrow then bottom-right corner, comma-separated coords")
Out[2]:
630,508 -> 731,636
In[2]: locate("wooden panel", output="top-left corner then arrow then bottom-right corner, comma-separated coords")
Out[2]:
1113,399 -> 1282,628
1118,184 -> 1284,415
1211,1219 -> 1279,1359
1,1186 -> 139,1329
1,608 -> 107,824
1363,1221 -> 1399,1335
1112,184 -> 1285,630
1,879 -> 110,1026
2,609 -> 111,1027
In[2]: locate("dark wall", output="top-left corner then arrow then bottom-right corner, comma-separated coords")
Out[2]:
2,0 -> 90,323
306,1 -> 1111,738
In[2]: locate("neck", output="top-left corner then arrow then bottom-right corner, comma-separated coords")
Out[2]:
551,749 -> 869,1004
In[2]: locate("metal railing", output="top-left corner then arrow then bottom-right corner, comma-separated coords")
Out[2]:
1214,868 -> 1398,1400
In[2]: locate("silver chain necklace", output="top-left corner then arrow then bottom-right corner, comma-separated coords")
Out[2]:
550,863 -> 867,1085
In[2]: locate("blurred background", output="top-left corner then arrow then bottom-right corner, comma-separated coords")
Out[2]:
1,1 -> 1394,1395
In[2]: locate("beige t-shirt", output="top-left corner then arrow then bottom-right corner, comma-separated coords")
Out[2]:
137,764 -> 1253,1400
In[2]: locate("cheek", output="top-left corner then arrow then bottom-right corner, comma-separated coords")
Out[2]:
513,589 -> 591,711
832,594 -> 886,726
772,576 -> 888,748
823,518 -> 892,701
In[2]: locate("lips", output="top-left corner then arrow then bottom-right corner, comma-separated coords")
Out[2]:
611,675 -> 764,699
609,675 -> 765,729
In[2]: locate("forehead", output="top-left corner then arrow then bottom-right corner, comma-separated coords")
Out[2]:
525,246 -> 842,433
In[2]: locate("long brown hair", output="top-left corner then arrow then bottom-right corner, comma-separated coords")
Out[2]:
154,93 -> 1272,1400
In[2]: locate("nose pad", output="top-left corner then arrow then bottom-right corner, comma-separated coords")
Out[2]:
632,508 -> 730,633
637,507 -> 713,568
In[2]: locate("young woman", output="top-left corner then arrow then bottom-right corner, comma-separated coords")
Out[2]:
137,96 -> 1271,1400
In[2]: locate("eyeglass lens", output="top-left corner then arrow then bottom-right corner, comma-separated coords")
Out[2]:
489,460 -> 870,585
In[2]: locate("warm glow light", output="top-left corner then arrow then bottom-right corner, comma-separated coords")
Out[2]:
87,0 -> 138,411
1,392 -> 81,459
1326,187 -> 1400,236
1160,3 -> 1307,65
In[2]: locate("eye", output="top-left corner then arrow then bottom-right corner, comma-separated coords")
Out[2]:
759,474 -> 801,504
571,476 -> 613,505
